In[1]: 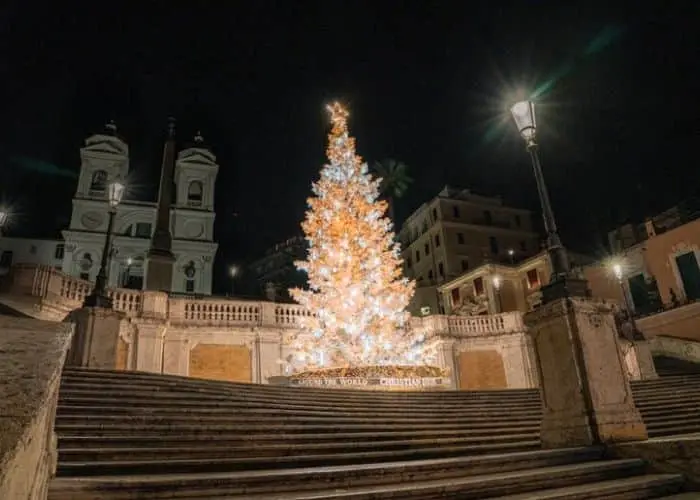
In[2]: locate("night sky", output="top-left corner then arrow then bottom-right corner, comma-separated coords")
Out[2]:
0,2 -> 697,293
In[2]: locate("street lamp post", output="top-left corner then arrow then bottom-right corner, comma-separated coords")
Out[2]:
510,100 -> 589,302
229,265 -> 239,296
492,275 -> 502,313
84,179 -> 125,308
612,262 -> 641,338
0,211 -> 8,237
508,248 -> 515,264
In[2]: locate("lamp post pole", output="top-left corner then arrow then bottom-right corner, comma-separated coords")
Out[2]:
510,101 -> 588,302
613,262 -> 640,338
492,275 -> 502,313
84,180 -> 125,308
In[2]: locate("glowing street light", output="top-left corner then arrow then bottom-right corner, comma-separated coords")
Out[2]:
229,265 -> 240,296
610,258 -> 641,338
510,100 -> 588,301
84,178 -> 125,308
492,275 -> 502,313
508,248 -> 515,264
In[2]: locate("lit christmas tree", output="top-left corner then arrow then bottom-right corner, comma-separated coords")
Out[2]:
289,103 -> 430,371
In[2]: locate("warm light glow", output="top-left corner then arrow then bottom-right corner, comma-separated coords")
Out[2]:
508,249 -> 514,256
289,102 -> 433,370
108,180 -> 125,208
0,211 -> 8,228
510,100 -> 537,142
612,262 -> 623,281
126,257 -> 133,266
229,265 -> 239,278
492,275 -> 502,290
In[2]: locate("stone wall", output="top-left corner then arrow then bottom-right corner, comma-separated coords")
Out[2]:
0,317 -> 73,499
638,301 -> 700,343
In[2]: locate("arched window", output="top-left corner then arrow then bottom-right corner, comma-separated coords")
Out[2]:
184,260 -> 196,293
187,181 -> 203,207
90,170 -> 107,192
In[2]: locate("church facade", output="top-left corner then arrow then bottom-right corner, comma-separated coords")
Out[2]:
0,123 -> 219,294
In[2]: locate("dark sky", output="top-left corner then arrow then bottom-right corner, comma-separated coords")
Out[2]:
0,2 -> 698,293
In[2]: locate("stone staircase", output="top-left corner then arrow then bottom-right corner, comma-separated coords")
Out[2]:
49,366 -> 700,499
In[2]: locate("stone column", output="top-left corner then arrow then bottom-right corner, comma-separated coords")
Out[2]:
525,297 -> 647,448
436,339 -> 458,389
66,307 -> 125,369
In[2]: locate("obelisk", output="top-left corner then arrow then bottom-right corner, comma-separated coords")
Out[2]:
145,118 -> 177,291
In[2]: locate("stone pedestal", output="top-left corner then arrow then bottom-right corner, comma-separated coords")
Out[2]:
632,340 -> 659,380
66,307 -> 124,369
525,297 -> 647,448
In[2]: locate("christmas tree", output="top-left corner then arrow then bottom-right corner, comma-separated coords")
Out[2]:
289,103 -> 425,371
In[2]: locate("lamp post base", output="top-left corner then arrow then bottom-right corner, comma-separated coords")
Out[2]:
541,275 -> 590,304
83,293 -> 113,309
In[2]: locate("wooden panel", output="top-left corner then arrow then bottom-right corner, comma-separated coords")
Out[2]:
189,344 -> 252,383
116,338 -> 129,370
458,349 -> 507,390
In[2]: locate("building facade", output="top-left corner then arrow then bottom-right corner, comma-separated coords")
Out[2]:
1,125 -> 219,294
398,186 -> 541,315
247,236 -> 307,301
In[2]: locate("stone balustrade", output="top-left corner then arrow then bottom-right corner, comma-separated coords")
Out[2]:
0,264 -> 526,338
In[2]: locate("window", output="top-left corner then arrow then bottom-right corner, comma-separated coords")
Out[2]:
0,251 -> 13,268
451,287 -> 460,305
90,170 -> 107,192
415,250 -> 421,263
676,252 -> 700,301
187,180 -> 204,207
473,277 -> 484,295
29,245 -> 37,255
54,244 -> 65,260
515,214 -> 522,227
452,206 -> 460,218
527,269 -> 540,289
80,272 -> 90,280
457,232 -> 465,245
185,279 -> 195,293
438,262 -> 444,277
424,243 -> 430,256
422,220 -> 428,233
432,208 -> 438,221
406,257 -> 412,269
135,222 -> 152,238
519,240 -> 527,252
434,234 -> 441,247
489,236 -> 499,255
483,210 -> 493,224
428,270 -> 434,280
461,259 -> 469,272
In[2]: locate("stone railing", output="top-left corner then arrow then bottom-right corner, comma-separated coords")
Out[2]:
0,316 -> 74,499
637,301 -> 700,343
649,335 -> 700,364
6,264 -> 143,318
0,264 -> 526,338
417,311 -> 524,337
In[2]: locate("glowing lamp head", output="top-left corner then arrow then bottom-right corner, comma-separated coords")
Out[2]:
510,100 -> 537,143
108,179 -> 125,208
229,265 -> 239,278
126,257 -> 133,266
508,249 -> 514,256
492,275 -> 502,290
612,262 -> 623,281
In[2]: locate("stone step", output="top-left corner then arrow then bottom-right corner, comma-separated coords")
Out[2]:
55,420 -> 539,437
48,447 -> 603,499
57,393 -> 543,413
54,413 -> 541,428
656,494 -> 700,499
638,406 -> 700,419
57,426 -> 542,448
53,458 -> 649,497
489,474 -> 685,499
66,459 -> 664,499
56,441 -> 542,476
60,368 -> 539,396
58,433 -> 542,462
55,401 -> 543,419
58,378 -> 539,402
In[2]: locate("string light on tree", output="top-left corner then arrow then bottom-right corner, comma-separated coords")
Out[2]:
289,102 -> 433,371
